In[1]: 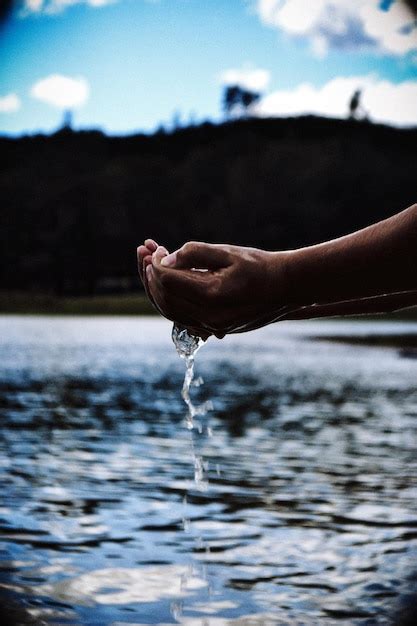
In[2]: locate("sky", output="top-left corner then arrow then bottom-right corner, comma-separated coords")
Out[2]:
0,0 -> 417,136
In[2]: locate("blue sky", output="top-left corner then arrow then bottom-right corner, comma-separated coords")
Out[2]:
1,0 -> 416,135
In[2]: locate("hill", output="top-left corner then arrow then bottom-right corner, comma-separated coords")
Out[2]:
0,116 -> 416,295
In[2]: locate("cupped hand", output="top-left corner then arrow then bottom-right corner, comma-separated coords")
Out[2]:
146,241 -> 291,337
137,239 -> 212,340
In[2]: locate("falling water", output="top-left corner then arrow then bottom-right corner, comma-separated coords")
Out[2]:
172,322 -> 213,489
172,323 -> 213,431
171,322 -> 213,618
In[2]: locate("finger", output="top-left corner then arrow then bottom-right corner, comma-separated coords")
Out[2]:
144,239 -> 158,252
138,239 -> 159,284
144,261 -> 166,316
152,247 -> 214,301
141,243 -> 169,311
137,243 -> 161,281
148,265 -> 212,330
138,240 -> 159,269
161,241 -> 230,270
151,246 -> 170,278
154,263 -> 212,302
148,265 -> 198,323
137,246 -> 151,283
166,270 -> 212,302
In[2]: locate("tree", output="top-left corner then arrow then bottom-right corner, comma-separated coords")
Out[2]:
61,109 -> 74,131
222,85 -> 261,119
241,89 -> 261,111
349,89 -> 361,119
348,89 -> 369,121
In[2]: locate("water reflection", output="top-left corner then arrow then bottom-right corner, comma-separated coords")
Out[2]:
40,565 -> 207,606
0,316 -> 417,624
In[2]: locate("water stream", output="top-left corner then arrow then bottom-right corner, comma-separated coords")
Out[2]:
172,323 -> 214,487
171,323 -> 214,617
171,322 -> 212,430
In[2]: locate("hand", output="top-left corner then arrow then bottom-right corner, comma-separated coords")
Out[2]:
137,239 -> 212,340
146,242 -> 291,337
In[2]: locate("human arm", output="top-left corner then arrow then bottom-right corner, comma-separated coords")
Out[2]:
141,203 -> 417,336
284,203 -> 417,306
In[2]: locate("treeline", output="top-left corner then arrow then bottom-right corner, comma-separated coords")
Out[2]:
0,116 -> 416,295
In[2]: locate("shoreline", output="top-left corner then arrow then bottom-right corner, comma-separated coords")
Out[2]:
0,292 -> 156,316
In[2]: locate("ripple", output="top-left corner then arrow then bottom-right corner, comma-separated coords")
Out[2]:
37,565 -> 207,606
1,318 -> 417,624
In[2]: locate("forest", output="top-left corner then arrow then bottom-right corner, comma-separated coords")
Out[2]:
1,115 -> 416,295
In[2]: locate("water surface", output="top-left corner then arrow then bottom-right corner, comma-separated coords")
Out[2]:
1,316 -> 417,625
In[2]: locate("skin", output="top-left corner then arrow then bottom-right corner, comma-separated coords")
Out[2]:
137,203 -> 417,338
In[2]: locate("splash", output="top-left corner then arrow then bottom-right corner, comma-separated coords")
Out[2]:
172,323 -> 213,432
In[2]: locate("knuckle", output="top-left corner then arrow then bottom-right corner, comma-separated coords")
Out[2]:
181,241 -> 198,256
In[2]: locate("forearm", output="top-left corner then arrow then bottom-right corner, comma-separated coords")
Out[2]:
284,291 -> 417,320
282,203 -> 417,306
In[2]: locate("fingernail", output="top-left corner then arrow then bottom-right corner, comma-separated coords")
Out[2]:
161,252 -> 177,267
144,239 -> 157,251
146,265 -> 152,281
155,245 -> 168,257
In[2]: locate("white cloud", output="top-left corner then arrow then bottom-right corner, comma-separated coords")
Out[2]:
22,0 -> 116,14
256,75 -> 417,126
254,0 -> 417,56
360,1 -> 417,54
218,64 -> 271,91
0,93 -> 21,113
30,74 -> 90,108
24,0 -> 44,11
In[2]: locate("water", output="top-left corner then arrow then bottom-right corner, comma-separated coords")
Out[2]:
172,322 -> 213,492
1,316 -> 417,625
171,323 -> 211,431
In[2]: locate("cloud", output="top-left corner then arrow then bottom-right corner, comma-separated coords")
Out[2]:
218,64 -> 271,91
0,93 -> 21,113
22,0 -> 116,14
256,75 -> 417,126
30,74 -> 90,108
254,0 -> 417,56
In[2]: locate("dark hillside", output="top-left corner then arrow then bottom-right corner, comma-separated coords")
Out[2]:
1,116 -> 416,295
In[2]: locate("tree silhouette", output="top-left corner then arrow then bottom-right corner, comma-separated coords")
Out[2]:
349,89 -> 366,120
62,109 -> 74,131
222,85 -> 261,119
223,86 -> 240,117
241,89 -> 260,111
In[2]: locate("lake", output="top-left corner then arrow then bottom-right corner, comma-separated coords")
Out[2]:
0,316 -> 417,625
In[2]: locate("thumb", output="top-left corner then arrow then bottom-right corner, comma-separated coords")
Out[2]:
161,241 -> 229,270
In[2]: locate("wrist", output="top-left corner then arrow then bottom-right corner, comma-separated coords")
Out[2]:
268,250 -> 296,308
276,247 -> 323,307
